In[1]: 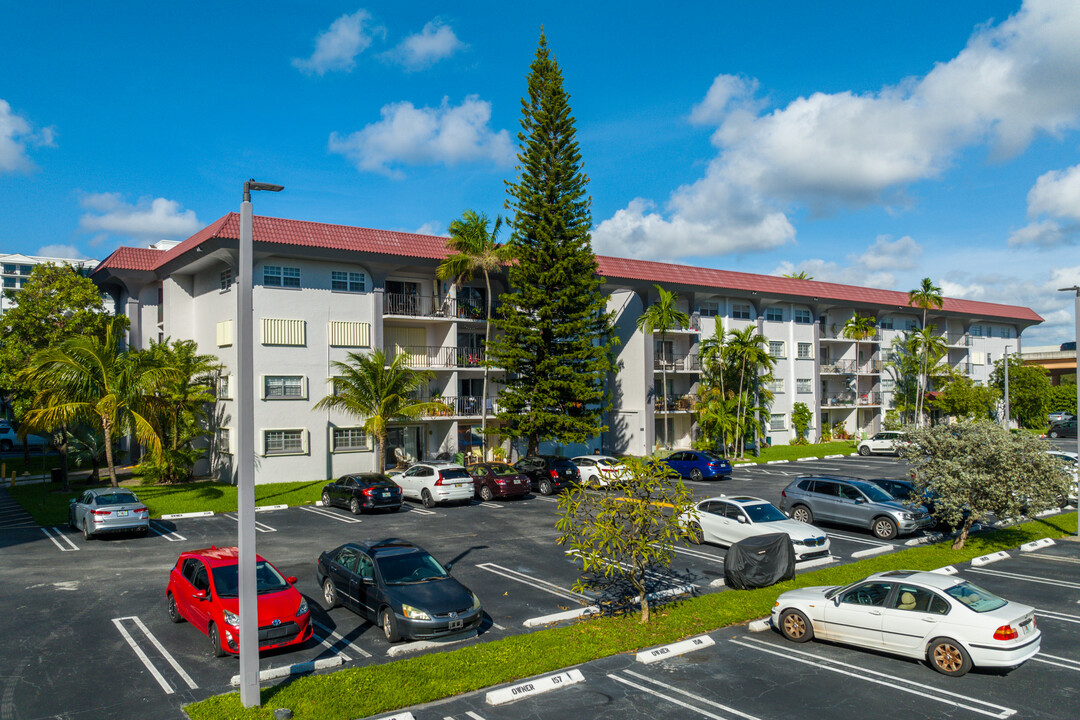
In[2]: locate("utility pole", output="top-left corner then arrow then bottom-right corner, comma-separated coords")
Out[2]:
1003,346 -> 1011,430
1058,285 -> 1080,539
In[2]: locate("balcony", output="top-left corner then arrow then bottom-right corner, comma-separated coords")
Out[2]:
820,359 -> 857,374
383,293 -> 490,321
946,333 -> 973,347
654,353 -> 700,372
821,326 -> 882,342
858,391 -> 883,406
419,395 -> 493,418
955,362 -> 973,374
385,345 -> 486,369
858,360 -> 883,374
654,394 -> 696,413
822,392 -> 856,407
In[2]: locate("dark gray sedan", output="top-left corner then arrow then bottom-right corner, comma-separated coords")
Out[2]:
68,488 -> 149,540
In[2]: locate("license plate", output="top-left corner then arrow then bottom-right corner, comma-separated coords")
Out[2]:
1020,619 -> 1033,635
448,619 -> 463,631
380,492 -> 389,497
117,510 -> 128,517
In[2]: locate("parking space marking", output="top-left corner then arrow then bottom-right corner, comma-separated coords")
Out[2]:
299,505 -> 363,523
478,502 -> 503,509
1035,608 -> 1080,624
149,521 -> 185,542
312,620 -> 371,659
670,544 -> 725,564
967,567 -> 1080,590
403,505 -> 437,515
40,527 -> 78,552
1023,553 -> 1080,565
223,513 -> 276,532
111,616 -> 197,695
531,495 -> 560,503
825,532 -> 893,548
476,563 -> 589,603
730,638 -> 1015,719
608,670 -> 761,720
566,549 -> 698,590
1031,653 -> 1080,672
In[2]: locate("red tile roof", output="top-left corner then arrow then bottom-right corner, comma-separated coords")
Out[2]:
93,213 -> 1043,323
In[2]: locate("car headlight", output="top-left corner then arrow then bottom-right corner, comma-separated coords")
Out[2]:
402,604 -> 431,621
296,599 -> 308,617
222,609 -> 239,627
471,592 -> 481,612
900,512 -> 913,521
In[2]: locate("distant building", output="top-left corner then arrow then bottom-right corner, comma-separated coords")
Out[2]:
1021,345 -> 1077,386
0,252 -> 100,316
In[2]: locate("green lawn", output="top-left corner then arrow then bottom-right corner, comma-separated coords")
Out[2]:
184,512 -> 1078,720
731,440 -> 858,463
9,478 -> 327,526
0,454 -> 90,479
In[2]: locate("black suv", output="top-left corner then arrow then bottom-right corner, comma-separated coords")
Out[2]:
513,456 -> 580,495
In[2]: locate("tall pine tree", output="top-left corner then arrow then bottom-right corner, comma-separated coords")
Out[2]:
489,32 -> 614,456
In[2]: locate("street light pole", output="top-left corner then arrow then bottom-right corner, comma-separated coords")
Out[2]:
238,179 -> 283,708
1058,286 -> 1080,539
1003,346 -> 1011,430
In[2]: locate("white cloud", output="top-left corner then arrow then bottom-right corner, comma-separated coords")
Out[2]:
328,95 -> 514,177
381,20 -> 465,71
78,192 -> 201,241
0,99 -> 55,173
1009,163 -> 1080,247
293,10 -> 382,75
596,0 -> 1080,260
770,235 -> 922,289
36,244 -> 88,260
412,221 -> 446,236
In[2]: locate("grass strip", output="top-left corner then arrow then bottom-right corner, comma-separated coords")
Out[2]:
185,512 -> 1077,720
9,479 -> 327,526
731,440 -> 858,464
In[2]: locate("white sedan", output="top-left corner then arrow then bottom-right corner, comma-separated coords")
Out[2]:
571,455 -> 626,487
1046,450 -> 1078,504
771,570 -> 1040,676
680,495 -> 830,561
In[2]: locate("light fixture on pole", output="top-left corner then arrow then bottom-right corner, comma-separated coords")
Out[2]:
1058,285 -> 1080,539
1003,345 -> 1011,430
238,178 -> 283,708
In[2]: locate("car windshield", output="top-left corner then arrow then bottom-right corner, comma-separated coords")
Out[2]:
489,464 -> 518,476
211,561 -> 289,598
552,459 -> 575,469
744,503 -> 788,523
439,469 -> 471,480
946,581 -> 1007,612
853,483 -> 894,503
359,475 -> 394,487
596,457 -> 620,467
377,552 -> 449,584
700,452 -> 725,462
97,493 -> 138,505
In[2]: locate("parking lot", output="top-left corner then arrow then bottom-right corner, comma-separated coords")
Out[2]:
0,454 -> 1072,719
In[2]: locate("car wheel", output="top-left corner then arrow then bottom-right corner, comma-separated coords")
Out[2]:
1050,430 -> 1060,438
381,608 -> 401,643
791,505 -> 813,524
321,491 -> 331,507
83,520 -> 93,541
0,440 -> 11,452
873,516 -> 898,540
479,485 -> 494,502
690,468 -> 703,481
349,497 -> 362,515
858,445 -> 871,456
928,637 -> 972,677
167,593 -> 184,623
688,521 -> 704,545
421,489 -> 436,509
779,609 -> 813,643
538,479 -> 553,496
323,579 -> 338,609
209,623 -> 227,658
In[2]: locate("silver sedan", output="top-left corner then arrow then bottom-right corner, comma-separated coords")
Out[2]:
69,488 -> 149,540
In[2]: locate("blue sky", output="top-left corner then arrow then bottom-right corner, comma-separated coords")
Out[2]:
2,1 -> 1078,344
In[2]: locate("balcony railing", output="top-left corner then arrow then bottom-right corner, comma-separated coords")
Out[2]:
946,333 -> 973,347
858,360 -> 883,374
654,353 -> 700,371
385,345 -> 486,369
383,293 -> 490,320
822,392 -> 856,406
654,394 -> 696,412
820,359 -> 857,374
419,395 -> 493,418
956,362 -> 973,374
858,391 -> 883,406
821,326 -> 882,342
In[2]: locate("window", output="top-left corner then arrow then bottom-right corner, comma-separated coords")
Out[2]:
217,375 -> 232,399
2,264 -> 15,274
769,341 -> 786,358
331,271 -> 366,292
797,342 -> 813,359
732,303 -> 752,320
263,265 -> 300,288
217,428 -> 231,454
220,269 -> 233,291
794,308 -> 813,325
698,300 -> 720,317
969,324 -> 984,337
3,277 -> 15,288
768,378 -> 784,393
882,378 -> 895,391
892,585 -> 949,614
905,319 -> 919,331
879,317 -> 894,330
999,327 -> 1014,338
769,413 -> 786,431
264,429 -> 304,455
797,378 -> 812,394
18,265 -> 32,276
840,582 -> 893,607
765,307 -> 783,322
332,427 -> 369,452
264,375 -> 304,399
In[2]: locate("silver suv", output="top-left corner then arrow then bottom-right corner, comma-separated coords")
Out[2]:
778,475 -> 933,540
395,461 -> 474,508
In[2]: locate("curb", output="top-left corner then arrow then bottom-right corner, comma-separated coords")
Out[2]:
852,545 -> 893,558
971,550 -> 1010,567
931,565 -> 958,575
230,656 -> 343,686
1020,538 -> 1056,552
256,504 -> 289,513
747,618 -> 771,633
522,606 -> 599,628
386,631 -> 478,657
161,510 -> 214,520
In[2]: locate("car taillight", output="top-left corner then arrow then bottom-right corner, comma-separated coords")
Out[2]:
362,487 -> 374,496
434,472 -> 445,486
134,506 -> 147,513
781,490 -> 787,498
549,469 -> 559,479
993,625 -> 1018,641
92,509 -> 112,516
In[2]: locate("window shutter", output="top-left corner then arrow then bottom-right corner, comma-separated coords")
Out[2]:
328,321 -> 371,348
216,320 -> 233,347
261,318 -> 306,346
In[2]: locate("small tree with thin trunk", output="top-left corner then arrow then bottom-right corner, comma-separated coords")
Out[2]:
636,285 -> 689,449
556,456 -> 695,623
908,278 -> 943,426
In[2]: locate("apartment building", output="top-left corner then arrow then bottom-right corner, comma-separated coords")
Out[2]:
1,252 -> 99,315
91,213 -> 1042,484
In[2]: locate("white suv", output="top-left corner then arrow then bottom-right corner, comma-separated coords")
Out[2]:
395,461 -> 474,508
0,423 -> 51,452
857,431 -> 907,456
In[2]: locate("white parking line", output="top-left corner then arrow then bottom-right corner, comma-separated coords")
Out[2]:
826,532 -> 893,547
40,527 -> 78,552
312,620 -> 371,659
1024,553 -> 1080,565
149,521 -> 185,542
1030,653 -> 1080,672
476,563 -> 588,603
729,637 -> 1015,719
299,505 -> 363,523
608,670 -> 761,720
967,567 -> 1080,590
478,502 -> 503,509
566,549 -> 698,590
1035,608 -> 1080,624
112,616 -> 197,695
223,513 -> 276,532
670,545 -> 725,564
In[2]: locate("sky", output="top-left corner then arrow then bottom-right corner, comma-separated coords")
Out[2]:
1,1 -> 1078,345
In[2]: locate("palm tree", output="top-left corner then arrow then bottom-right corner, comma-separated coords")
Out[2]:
436,210 -> 511,460
694,385 -> 738,456
314,349 -> 445,469
636,285 -> 690,449
842,312 -> 877,341
912,326 -> 948,424
782,270 -> 813,280
18,316 -> 172,488
908,278 -> 943,425
726,326 -> 775,458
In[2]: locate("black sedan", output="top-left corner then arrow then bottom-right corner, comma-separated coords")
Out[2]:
320,474 -> 403,514
317,539 -> 483,643
513,455 -> 580,495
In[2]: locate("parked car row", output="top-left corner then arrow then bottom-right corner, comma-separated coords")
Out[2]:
779,474 -> 934,540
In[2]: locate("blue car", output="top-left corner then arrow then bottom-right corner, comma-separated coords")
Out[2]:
660,450 -> 732,481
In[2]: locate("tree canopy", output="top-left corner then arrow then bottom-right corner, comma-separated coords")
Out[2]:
990,356 -> 1050,428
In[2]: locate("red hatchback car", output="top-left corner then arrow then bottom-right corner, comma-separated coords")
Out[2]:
166,546 -> 311,657
466,462 -> 531,501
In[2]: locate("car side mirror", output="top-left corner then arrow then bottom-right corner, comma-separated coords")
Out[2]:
444,562 -> 454,572
854,498 -> 865,504
193,589 -> 207,600
69,498 -> 77,504
737,516 -> 748,524
286,576 -> 298,585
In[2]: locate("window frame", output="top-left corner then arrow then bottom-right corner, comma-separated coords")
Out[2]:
331,270 -> 366,293
263,375 -> 306,400
263,265 -> 301,289
793,308 -> 813,325
796,378 -> 813,394
331,426 -> 371,453
768,340 -> 786,358
220,268 -> 234,292
769,413 -> 786,431
731,303 -> 752,320
765,307 -> 783,323
797,342 -> 813,359
262,428 -> 307,456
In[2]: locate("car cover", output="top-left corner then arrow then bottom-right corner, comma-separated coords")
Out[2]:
723,533 -> 795,590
